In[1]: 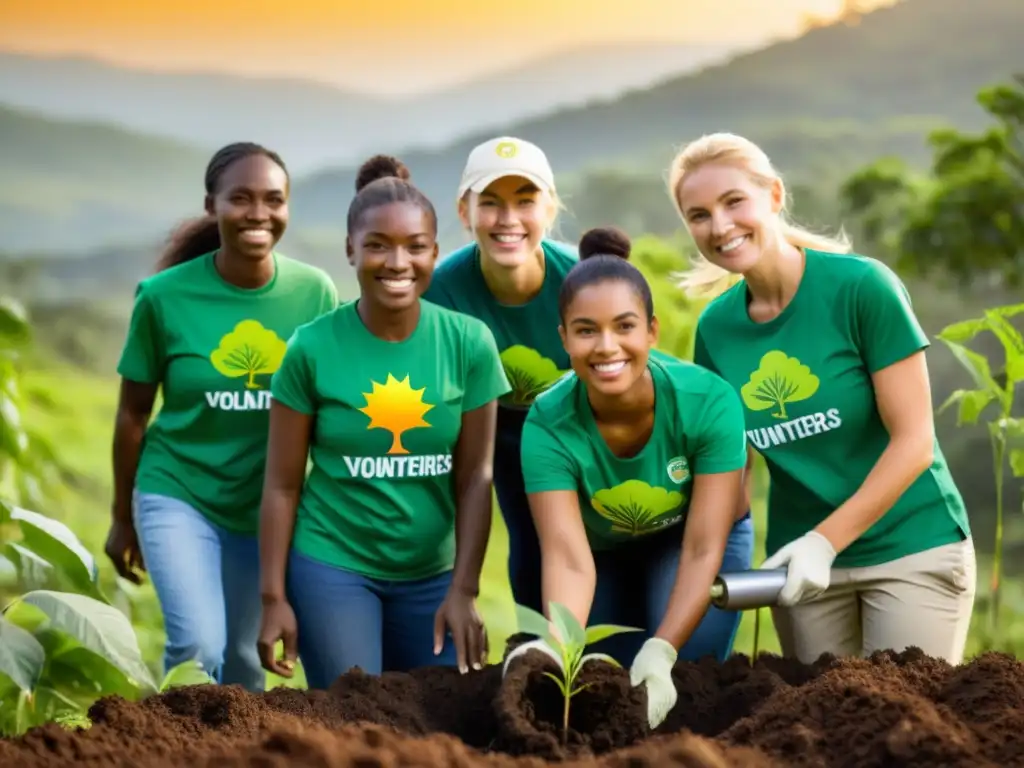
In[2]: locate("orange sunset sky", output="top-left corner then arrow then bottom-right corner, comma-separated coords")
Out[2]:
3,0 -> 896,95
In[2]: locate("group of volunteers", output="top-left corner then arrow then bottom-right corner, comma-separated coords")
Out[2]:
105,128 -> 976,730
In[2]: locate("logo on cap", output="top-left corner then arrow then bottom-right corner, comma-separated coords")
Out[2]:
495,141 -> 518,159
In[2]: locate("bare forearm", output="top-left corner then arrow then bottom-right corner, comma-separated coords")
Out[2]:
451,471 -> 493,597
816,435 -> 933,553
542,555 -> 596,629
654,550 -> 721,649
111,414 -> 146,523
259,490 -> 299,603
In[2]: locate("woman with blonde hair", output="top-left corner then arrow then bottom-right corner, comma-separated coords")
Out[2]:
667,132 -> 975,665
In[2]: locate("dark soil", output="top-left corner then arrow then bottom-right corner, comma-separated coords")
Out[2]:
3,645 -> 1024,767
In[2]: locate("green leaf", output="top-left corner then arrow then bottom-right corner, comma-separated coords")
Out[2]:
937,317 -> 988,344
939,339 -> 1009,410
984,310 -> 1024,383
513,603 -> 553,643
584,624 -> 644,646
0,615 -> 45,692
4,542 -> 53,592
0,297 -> 30,345
937,388 -> 996,425
542,670 -> 569,695
160,660 -> 214,691
549,601 -> 586,652
1010,448 -> 1024,478
10,507 -> 105,602
15,590 -> 157,693
989,302 -> 1024,320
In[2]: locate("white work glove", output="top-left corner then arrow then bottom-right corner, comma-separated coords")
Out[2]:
502,638 -> 562,677
761,530 -> 837,606
629,637 -> 678,729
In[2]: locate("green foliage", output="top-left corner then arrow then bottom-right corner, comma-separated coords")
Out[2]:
842,73 -> 1024,286
628,235 -> 706,361
514,601 -> 640,744
0,296 -> 59,512
935,302 -> 1024,646
0,499 -> 214,736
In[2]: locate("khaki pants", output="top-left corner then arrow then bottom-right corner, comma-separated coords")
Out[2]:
772,538 -> 976,665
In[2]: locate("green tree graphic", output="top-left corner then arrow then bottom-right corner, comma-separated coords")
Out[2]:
740,350 -> 819,419
590,479 -> 684,536
499,345 -> 568,406
209,320 -> 287,389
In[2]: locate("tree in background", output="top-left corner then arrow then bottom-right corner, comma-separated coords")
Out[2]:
840,74 -> 1024,288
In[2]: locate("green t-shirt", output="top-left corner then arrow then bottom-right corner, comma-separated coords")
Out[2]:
270,299 -> 511,580
117,251 -> 339,533
519,352 -> 748,551
693,249 -> 970,569
422,239 -> 578,413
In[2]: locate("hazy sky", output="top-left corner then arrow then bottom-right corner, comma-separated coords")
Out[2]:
3,0 -> 895,95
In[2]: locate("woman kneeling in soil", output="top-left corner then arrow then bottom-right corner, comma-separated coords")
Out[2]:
669,132 -> 976,665
256,155 -> 511,689
107,142 -> 338,692
506,227 -> 749,729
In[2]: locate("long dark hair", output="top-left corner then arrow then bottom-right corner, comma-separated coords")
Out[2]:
155,142 -> 288,272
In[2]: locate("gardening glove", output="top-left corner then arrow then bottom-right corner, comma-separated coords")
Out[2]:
502,638 -> 562,677
629,638 -> 678,729
761,530 -> 837,606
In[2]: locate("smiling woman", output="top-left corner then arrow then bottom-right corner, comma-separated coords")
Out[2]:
256,154 -> 512,689
107,141 -> 339,693
422,136 -> 578,618
502,226 -> 754,730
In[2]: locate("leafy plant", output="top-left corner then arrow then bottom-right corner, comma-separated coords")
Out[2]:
514,601 -> 641,744
935,302 -> 1024,645
0,499 -> 216,736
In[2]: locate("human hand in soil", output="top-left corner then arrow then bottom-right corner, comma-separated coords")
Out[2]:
434,589 -> 487,673
104,517 -> 146,584
761,530 -> 836,606
257,598 -> 299,677
629,637 -> 678,729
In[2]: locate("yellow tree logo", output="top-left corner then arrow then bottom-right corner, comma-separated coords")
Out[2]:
209,320 -> 287,389
740,350 -> 819,419
358,373 -> 435,455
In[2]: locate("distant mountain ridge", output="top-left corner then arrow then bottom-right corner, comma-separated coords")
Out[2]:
290,0 -> 1022,237
0,42 -> 734,173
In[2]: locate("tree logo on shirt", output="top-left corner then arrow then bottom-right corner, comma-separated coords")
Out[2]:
499,345 -> 568,406
359,373 -> 435,455
741,350 -> 820,419
591,479 -> 684,536
666,456 -> 690,484
495,141 -> 518,158
209,320 -> 287,389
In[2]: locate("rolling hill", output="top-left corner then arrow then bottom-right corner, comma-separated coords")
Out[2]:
0,42 -> 733,174
290,0 -> 1023,238
0,104 -> 209,253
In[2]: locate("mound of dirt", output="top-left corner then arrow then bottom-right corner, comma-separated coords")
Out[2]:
3,648 -> 1024,767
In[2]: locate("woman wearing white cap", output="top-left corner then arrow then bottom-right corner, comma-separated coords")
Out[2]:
423,136 -> 575,618
423,138 -> 755,669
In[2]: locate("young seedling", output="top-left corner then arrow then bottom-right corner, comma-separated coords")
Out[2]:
513,601 -> 642,744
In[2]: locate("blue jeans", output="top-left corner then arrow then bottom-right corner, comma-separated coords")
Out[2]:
132,491 -> 264,691
494,412 -> 544,614
587,512 -> 755,665
286,550 -> 458,689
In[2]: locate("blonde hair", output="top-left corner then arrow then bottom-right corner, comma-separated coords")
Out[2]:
667,132 -> 851,299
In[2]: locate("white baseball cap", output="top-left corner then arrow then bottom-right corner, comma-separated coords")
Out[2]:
457,136 -> 556,199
